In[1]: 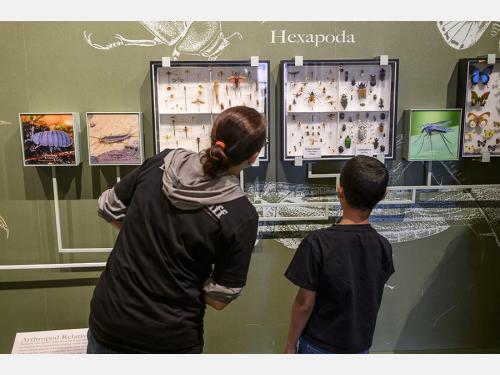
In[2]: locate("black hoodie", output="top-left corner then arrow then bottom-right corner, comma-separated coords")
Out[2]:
89,149 -> 258,353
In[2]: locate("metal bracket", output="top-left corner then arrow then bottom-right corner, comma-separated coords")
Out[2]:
294,156 -> 303,166
250,56 -> 259,67
294,56 -> 304,67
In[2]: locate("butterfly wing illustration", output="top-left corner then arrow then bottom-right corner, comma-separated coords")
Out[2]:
437,21 -> 491,50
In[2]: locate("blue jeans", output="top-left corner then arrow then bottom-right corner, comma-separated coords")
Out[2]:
298,336 -> 369,354
87,329 -> 121,354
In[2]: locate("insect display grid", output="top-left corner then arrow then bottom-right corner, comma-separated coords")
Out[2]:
155,64 -> 268,156
462,61 -> 500,157
284,63 -> 393,159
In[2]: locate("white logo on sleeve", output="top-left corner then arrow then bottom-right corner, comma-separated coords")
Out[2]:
207,205 -> 228,219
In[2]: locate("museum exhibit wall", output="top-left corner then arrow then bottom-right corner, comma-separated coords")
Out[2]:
0,21 -> 499,354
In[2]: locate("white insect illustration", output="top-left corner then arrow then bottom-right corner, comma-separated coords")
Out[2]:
83,21 -> 243,60
437,21 -> 499,50
0,214 -> 9,239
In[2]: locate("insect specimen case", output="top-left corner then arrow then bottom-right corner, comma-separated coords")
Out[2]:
403,109 -> 462,161
86,112 -> 144,166
19,113 -> 81,166
280,59 -> 399,161
456,58 -> 500,158
150,60 -> 270,160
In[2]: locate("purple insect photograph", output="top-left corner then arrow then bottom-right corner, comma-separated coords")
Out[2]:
19,113 -> 79,166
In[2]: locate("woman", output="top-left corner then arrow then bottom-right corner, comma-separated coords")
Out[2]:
87,106 -> 266,353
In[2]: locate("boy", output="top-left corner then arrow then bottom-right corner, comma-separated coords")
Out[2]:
284,155 -> 395,354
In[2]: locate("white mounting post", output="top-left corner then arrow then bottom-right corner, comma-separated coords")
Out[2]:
377,55 -> 389,66
162,56 -> 171,67
250,56 -> 259,67
487,54 -> 496,64
426,161 -> 433,187
294,56 -> 304,66
481,152 -> 491,163
52,167 -> 63,253
294,156 -> 303,166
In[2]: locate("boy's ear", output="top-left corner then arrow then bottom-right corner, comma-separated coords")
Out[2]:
336,184 -> 344,198
383,188 -> 388,200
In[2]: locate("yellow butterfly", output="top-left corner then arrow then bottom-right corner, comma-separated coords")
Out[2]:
483,129 -> 495,139
467,112 -> 490,128
464,144 -> 477,153
464,131 -> 475,141
470,91 -> 490,106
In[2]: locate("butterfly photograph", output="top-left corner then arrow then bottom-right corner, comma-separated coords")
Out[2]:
470,91 -> 490,106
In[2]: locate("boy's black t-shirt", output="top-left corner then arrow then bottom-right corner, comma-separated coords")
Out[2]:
285,224 -> 394,354
89,150 -> 258,353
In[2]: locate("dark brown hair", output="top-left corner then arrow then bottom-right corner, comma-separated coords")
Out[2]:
340,155 -> 389,211
201,106 -> 266,177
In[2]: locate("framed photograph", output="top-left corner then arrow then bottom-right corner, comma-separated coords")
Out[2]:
404,109 -> 462,161
280,59 -> 399,161
19,113 -> 81,166
456,58 -> 499,157
86,112 -> 144,166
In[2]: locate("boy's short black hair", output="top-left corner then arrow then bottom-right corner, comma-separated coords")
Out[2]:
339,155 -> 389,211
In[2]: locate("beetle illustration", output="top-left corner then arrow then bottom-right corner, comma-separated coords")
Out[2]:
83,21 -> 243,60
25,126 -> 73,153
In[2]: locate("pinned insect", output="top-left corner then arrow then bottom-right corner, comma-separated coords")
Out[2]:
494,121 -> 500,129
344,136 -> 352,149
373,94 -> 377,100
351,76 -> 356,86
357,82 -> 367,99
380,113 -> 386,120
344,71 -> 349,82
288,71 -> 300,78
378,98 -> 384,109
380,145 -> 386,153
339,113 -> 345,120
470,91 -> 490,106
228,71 -> 246,94
477,139 -> 487,147
468,112 -> 490,128
172,76 -> 184,86
369,74 -> 377,87
373,138 -> 379,149
379,68 -> 386,81
487,144 -> 497,152
192,98 -> 205,111
470,65 -> 493,86
360,69 -> 365,77
196,137 -> 201,152
197,84 -> 203,96
338,145 -> 344,153
213,80 -> 220,104
165,70 -> 173,83
379,123 -> 384,133
182,125 -> 191,138
293,91 -> 302,98
413,120 -> 456,156
464,144 -> 477,153
483,129 -> 495,139
306,91 -> 320,107
340,94 -> 348,110
464,131 -> 475,141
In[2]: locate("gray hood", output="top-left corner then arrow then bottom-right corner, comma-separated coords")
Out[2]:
162,149 -> 245,210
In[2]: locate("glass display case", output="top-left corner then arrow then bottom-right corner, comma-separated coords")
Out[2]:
280,59 -> 399,161
150,60 -> 270,160
457,58 -> 500,158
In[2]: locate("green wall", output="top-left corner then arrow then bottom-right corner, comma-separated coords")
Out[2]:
0,21 -> 499,354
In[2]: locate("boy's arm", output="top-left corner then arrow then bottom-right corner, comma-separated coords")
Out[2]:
284,288 -> 316,354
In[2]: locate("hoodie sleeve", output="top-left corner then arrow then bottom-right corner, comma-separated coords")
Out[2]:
210,214 -> 258,292
97,166 -> 141,222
